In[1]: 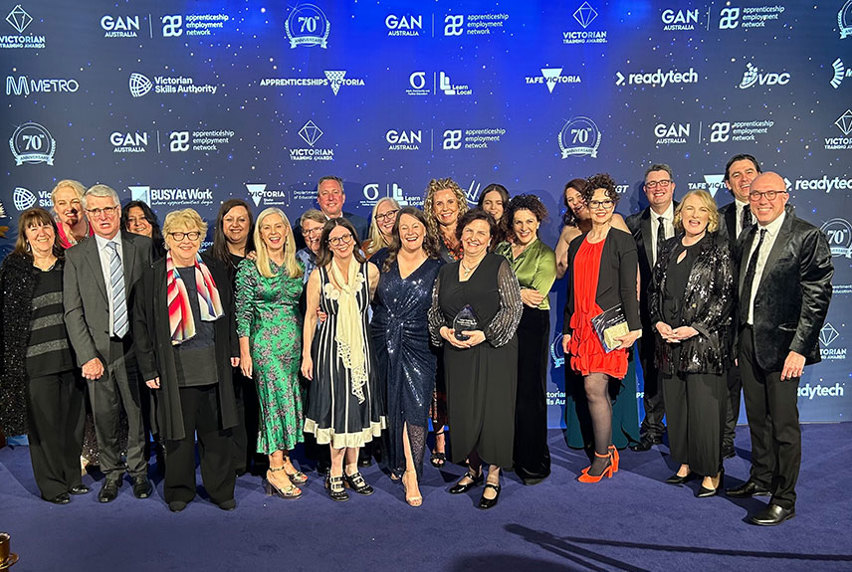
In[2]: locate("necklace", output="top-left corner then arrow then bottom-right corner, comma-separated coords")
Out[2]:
460,257 -> 483,278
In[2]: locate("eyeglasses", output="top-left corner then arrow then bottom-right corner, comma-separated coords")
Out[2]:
644,180 -> 672,189
588,200 -> 615,210
375,209 -> 399,223
169,231 -> 202,241
749,190 -> 786,202
301,227 -> 323,236
85,206 -> 119,217
327,234 -> 353,246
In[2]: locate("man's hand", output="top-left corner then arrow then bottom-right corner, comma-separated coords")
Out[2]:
81,358 -> 104,380
781,351 -> 806,381
145,377 -> 160,389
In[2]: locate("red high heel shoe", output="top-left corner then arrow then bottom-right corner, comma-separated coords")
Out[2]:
578,451 -> 614,483
608,445 -> 620,473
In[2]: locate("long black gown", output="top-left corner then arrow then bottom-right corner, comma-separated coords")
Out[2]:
371,256 -> 443,478
428,253 -> 523,468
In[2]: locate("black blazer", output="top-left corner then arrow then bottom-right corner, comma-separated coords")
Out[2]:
734,206 -> 833,371
715,200 -> 742,252
563,228 -> 641,335
625,202 -> 678,328
132,254 -> 239,441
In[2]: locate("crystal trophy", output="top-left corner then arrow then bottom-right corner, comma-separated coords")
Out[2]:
453,305 -> 479,341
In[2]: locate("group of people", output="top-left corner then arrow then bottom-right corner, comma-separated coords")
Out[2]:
0,156 -> 833,525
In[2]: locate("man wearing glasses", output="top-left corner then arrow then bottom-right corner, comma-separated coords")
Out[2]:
726,172 -> 832,526
63,184 -> 153,503
626,164 -> 678,452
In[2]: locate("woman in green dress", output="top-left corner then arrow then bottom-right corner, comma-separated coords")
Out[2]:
235,207 -> 306,499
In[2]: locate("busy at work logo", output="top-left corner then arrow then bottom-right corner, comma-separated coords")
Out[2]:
385,14 -> 422,36
831,58 -> 852,88
9,122 -> 55,166
736,62 -> 790,89
558,116 -> 600,158
563,2 -> 606,44
6,75 -> 79,96
820,218 -> 852,258
525,68 -> 582,93
285,4 -> 329,48
290,120 -> 333,161
128,184 -> 214,207
660,8 -> 701,31
110,131 -> 149,154
3,4 -> 44,48
840,1 -> 852,38
101,14 -> 144,38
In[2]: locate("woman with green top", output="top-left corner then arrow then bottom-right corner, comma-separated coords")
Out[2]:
495,195 -> 557,485
235,207 -> 306,500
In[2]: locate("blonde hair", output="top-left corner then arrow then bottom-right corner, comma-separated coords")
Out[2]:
673,189 -> 719,233
253,207 -> 302,279
365,197 -> 400,255
422,178 -> 468,237
51,179 -> 86,204
163,209 -> 208,252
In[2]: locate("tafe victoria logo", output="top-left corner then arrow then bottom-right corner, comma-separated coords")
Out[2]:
525,68 -> 582,93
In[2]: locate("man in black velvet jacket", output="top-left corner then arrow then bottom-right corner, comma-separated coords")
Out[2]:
725,172 -> 833,526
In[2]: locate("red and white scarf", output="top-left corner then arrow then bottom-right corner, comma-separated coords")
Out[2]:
166,252 -> 224,345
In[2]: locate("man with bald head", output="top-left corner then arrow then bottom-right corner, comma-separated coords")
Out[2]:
725,172 -> 833,526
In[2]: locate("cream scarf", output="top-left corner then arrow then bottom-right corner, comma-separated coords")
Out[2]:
324,259 -> 368,404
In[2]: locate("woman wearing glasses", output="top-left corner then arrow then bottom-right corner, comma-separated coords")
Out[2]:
235,208 -> 307,499
561,174 -> 642,482
363,197 -> 400,259
301,218 -> 384,502
133,209 -> 239,512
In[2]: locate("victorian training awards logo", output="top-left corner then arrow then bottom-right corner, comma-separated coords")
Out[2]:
558,116 -> 600,158
9,122 -> 55,165
290,120 -> 333,161
839,1 -> 852,39
819,322 -> 846,361
285,3 -> 329,48
820,218 -> 852,258
5,4 -> 31,33
3,4 -> 45,49
826,109 -> 852,151
563,2 -> 606,44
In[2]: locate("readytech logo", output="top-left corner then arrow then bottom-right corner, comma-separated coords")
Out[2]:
615,67 -> 698,88
798,383 -> 844,400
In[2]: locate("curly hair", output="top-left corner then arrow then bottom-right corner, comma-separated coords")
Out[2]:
455,208 -> 496,241
382,207 -> 440,272
505,194 -> 548,242
582,173 -> 619,205
673,189 -> 719,233
423,178 -> 468,237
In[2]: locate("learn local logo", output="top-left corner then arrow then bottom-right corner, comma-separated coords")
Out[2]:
661,8 -> 700,31
438,71 -> 472,96
128,185 -> 214,207
563,2 -> 607,45
110,131 -> 149,154
10,121 -> 55,165
6,75 -> 79,96
558,116 -> 600,158
3,4 -> 45,49
826,109 -> 852,150
839,0 -> 852,38
386,129 -> 422,151
285,3 -> 329,48
615,67 -> 699,88
820,218 -> 852,258
289,120 -> 334,162
385,14 -> 422,36
259,70 -> 365,96
128,72 -> 217,97
831,58 -> 852,88
525,67 -> 582,93
361,182 -> 422,208
736,62 -> 790,89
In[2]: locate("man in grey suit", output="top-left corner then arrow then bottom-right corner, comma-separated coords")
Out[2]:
64,184 -> 153,502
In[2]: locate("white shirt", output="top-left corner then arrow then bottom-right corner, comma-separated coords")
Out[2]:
95,231 -> 124,337
650,202 -> 675,264
734,198 -> 754,238
745,211 -> 786,325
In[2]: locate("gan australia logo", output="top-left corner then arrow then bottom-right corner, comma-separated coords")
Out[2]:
736,62 -> 790,89
285,4 -> 329,48
525,68 -> 582,93
101,15 -> 146,38
2,4 -> 45,49
10,121 -> 55,165
289,120 -> 334,162
661,8 -> 700,31
386,129 -> 422,151
129,72 -> 217,97
385,14 -> 422,36
111,131 -> 149,154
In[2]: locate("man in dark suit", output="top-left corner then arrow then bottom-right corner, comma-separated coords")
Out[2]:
294,176 -> 370,250
64,184 -> 153,503
725,172 -> 833,526
716,154 -> 761,459
626,164 -> 678,451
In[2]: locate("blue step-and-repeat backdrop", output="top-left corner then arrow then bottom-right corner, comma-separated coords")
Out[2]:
3,1 -> 851,425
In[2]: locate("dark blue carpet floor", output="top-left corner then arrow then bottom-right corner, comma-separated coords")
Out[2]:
2,423 -> 851,571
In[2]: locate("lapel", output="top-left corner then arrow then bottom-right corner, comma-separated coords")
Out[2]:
640,208 -> 654,265
738,226 -> 757,297
121,233 -> 136,286
724,204 -> 736,239
84,237 -> 108,302
756,209 -> 794,292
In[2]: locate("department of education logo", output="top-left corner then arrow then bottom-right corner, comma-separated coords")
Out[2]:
821,218 -> 852,258
285,4 -> 330,48
129,73 -> 153,97
12,186 -> 36,211
558,116 -> 600,158
840,0 -> 852,39
736,62 -> 790,89
10,121 -> 55,165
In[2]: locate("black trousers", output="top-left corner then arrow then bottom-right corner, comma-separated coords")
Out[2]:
739,326 -> 801,509
723,362 -> 742,449
638,332 -> 665,439
27,371 -> 86,499
231,371 -> 265,473
164,385 -> 235,505
512,307 -> 551,482
88,338 -> 147,481
661,363 -> 725,477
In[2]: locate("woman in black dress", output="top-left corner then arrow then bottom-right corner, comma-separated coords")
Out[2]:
0,208 -> 87,504
650,190 -> 734,497
372,207 -> 442,506
428,209 -> 523,509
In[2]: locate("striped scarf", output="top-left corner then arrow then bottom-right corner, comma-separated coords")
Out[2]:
166,252 -> 224,345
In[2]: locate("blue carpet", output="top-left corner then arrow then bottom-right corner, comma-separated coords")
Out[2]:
1,424 -> 851,571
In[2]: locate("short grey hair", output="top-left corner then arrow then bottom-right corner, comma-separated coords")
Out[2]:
644,163 -> 673,181
300,208 -> 327,227
83,184 -> 120,209
317,175 -> 344,195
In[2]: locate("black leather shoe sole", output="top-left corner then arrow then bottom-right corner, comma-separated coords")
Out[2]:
43,493 -> 71,505
725,482 -> 771,498
748,506 -> 795,526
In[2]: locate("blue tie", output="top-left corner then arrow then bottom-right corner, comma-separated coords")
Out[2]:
106,242 -> 128,337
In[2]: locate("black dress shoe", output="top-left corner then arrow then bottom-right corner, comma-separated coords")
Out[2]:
169,500 -> 187,512
477,483 -> 501,510
217,499 -> 236,511
98,479 -> 121,503
664,472 -> 695,485
43,492 -> 71,505
725,480 -> 771,498
449,471 -> 484,494
748,503 -> 795,526
696,485 -> 719,498
132,476 -> 153,499
630,436 -> 661,452
69,484 -> 90,495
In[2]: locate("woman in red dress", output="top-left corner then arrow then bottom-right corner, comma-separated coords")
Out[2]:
562,174 -> 642,482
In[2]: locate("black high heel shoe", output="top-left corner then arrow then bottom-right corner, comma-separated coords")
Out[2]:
343,471 -> 374,495
478,482 -> 501,510
325,475 -> 350,502
696,471 -> 724,498
449,470 -> 483,494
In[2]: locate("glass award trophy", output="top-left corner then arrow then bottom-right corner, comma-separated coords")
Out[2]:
453,305 -> 479,341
